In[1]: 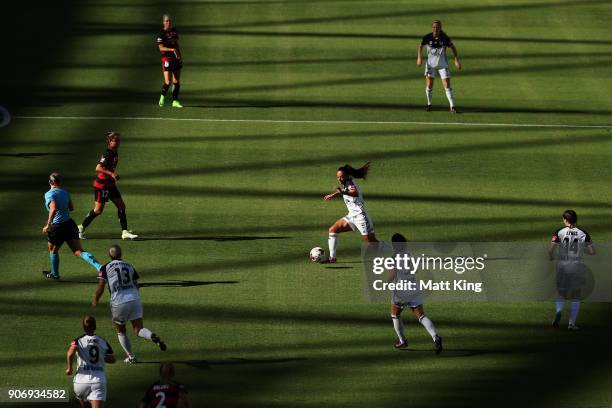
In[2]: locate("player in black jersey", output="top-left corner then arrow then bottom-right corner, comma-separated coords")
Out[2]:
78,132 -> 138,240
140,363 -> 190,408
157,14 -> 183,108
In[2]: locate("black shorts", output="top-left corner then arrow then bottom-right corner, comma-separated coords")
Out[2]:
162,57 -> 182,72
47,219 -> 79,247
94,186 -> 121,203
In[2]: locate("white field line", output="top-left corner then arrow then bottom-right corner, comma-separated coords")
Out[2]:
13,115 -> 612,129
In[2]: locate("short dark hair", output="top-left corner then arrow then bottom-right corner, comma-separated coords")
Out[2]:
83,315 -> 96,334
109,244 -> 122,260
49,172 -> 62,185
563,210 -> 577,224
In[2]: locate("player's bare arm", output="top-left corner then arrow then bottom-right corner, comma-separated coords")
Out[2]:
324,189 -> 342,201
587,243 -> 596,255
104,352 -> 116,364
547,241 -> 557,260
43,200 -> 57,233
95,164 -> 119,181
180,390 -> 191,408
417,44 -> 423,65
92,280 -> 105,306
450,44 -> 461,70
65,343 -> 77,375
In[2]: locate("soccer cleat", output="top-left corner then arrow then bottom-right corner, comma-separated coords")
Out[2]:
124,356 -> 137,364
151,334 -> 167,351
158,95 -> 166,107
434,335 -> 443,354
394,339 -> 408,349
567,324 -> 580,331
552,311 -> 561,328
42,270 -> 59,280
426,104 -> 433,112
324,257 -> 337,264
121,230 -> 138,240
450,106 -> 458,113
172,100 -> 183,108
78,224 -> 87,240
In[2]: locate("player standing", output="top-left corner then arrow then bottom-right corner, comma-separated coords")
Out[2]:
140,363 -> 191,408
417,20 -> 461,112
388,233 -> 442,353
66,316 -> 116,408
78,132 -> 138,240
324,163 -> 377,263
42,173 -> 102,280
548,210 -> 595,330
157,14 -> 183,108
92,244 -> 166,363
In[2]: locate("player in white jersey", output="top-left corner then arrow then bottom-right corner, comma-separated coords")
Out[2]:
388,234 -> 442,353
417,20 -> 461,113
66,316 -> 116,407
92,244 -> 166,364
324,163 -> 376,263
548,210 -> 595,330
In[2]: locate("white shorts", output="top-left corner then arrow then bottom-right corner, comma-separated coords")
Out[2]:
111,299 -> 143,325
343,213 -> 374,236
424,65 -> 450,79
74,382 -> 107,401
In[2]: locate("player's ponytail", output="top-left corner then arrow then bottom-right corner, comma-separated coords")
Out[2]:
338,162 -> 370,179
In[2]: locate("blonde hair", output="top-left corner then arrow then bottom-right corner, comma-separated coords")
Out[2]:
163,14 -> 172,22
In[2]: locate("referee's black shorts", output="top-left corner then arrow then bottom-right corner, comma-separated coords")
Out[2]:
47,219 -> 79,247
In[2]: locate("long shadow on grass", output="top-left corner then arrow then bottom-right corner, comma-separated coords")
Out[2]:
136,235 -> 288,242
3,130 -> 610,189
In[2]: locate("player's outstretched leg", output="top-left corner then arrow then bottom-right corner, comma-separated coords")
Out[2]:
553,296 -> 564,328
114,323 -> 137,364
568,299 -> 581,330
159,83 -> 170,107
68,239 -> 102,271
132,319 -> 166,351
391,305 -> 407,348
43,247 -> 60,280
414,306 -> 442,354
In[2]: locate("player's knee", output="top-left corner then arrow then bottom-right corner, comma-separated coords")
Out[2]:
73,250 -> 82,257
328,226 -> 337,234
391,314 -> 400,319
94,208 -> 104,215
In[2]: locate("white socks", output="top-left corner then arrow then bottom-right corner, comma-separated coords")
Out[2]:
556,298 -> 565,313
138,327 -> 153,340
328,233 -> 338,259
117,333 -> 133,357
569,301 -> 581,326
444,87 -> 455,108
419,315 -> 438,341
391,315 -> 405,341
426,88 -> 433,105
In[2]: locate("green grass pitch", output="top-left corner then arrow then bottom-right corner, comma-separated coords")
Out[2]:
2,0 -> 612,406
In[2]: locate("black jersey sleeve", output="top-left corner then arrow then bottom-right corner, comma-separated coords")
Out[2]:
551,228 -> 562,243
421,34 -> 431,45
97,264 -> 108,281
156,30 -> 164,44
98,149 -> 114,167
441,31 -> 453,46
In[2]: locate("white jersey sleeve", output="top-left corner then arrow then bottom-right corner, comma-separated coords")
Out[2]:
98,260 -> 141,306
341,179 -> 369,216
72,335 -> 112,384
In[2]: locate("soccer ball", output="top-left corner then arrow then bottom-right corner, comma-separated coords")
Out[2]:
309,247 -> 326,263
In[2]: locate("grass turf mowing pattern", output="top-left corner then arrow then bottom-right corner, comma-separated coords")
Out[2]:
2,0 -> 612,407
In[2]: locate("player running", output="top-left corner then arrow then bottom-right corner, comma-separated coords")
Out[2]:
42,173 -> 102,280
548,210 -> 595,330
417,20 -> 461,113
324,163 -> 377,263
140,362 -> 191,408
157,14 -> 183,108
66,316 -> 116,408
92,244 -> 166,364
388,233 -> 442,353
78,131 -> 138,240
